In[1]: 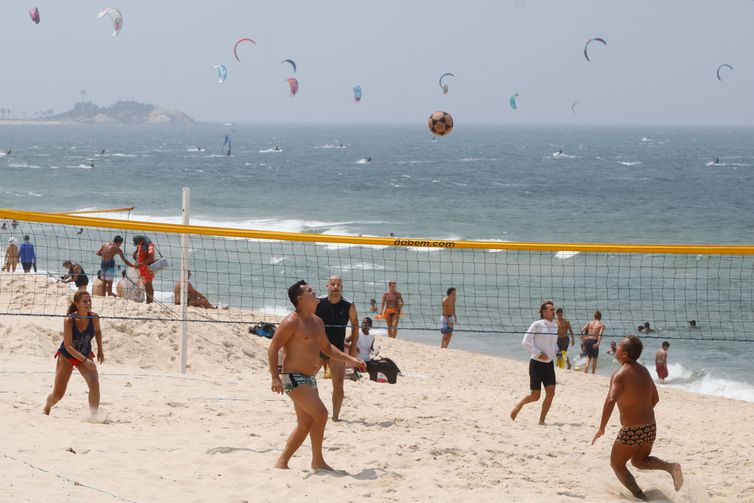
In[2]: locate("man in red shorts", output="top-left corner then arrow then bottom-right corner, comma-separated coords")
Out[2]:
655,341 -> 670,382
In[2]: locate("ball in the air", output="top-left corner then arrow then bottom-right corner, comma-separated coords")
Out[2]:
428,111 -> 454,137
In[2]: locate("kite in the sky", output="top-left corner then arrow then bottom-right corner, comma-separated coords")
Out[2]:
509,93 -> 519,110
233,38 -> 256,61
29,7 -> 40,24
716,64 -> 733,81
287,78 -> 299,97
583,37 -> 606,62
439,73 -> 455,94
214,65 -> 227,84
280,59 -> 297,73
97,7 -> 123,37
571,101 -> 582,114
353,85 -> 362,103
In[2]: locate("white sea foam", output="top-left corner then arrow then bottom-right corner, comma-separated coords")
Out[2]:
617,161 -> 641,166
393,160 -> 436,165
93,212 -> 368,238
356,158 -> 371,164
6,163 -> 41,169
335,262 -> 385,272
652,362 -> 754,402
260,306 -> 291,317
555,251 -> 579,260
314,144 -> 346,149
259,148 -> 283,153
478,238 -> 511,253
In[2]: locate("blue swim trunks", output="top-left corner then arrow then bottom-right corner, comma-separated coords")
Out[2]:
100,259 -> 116,281
440,315 -> 455,335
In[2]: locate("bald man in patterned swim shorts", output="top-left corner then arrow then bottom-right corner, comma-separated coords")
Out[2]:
592,335 -> 684,501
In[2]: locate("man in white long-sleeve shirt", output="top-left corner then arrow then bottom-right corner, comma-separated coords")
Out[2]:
511,300 -> 560,425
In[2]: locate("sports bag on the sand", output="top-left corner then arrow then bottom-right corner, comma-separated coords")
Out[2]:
366,357 -> 401,384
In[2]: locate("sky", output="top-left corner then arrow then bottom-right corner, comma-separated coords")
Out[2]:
1,0 -> 753,125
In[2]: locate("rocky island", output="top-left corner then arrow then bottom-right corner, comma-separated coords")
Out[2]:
0,100 -> 195,125
53,100 -> 195,125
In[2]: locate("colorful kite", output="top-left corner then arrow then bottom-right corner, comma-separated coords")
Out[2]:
213,65 -> 227,83
287,78 -> 299,97
97,7 -> 123,37
439,73 -> 455,94
233,38 -> 256,61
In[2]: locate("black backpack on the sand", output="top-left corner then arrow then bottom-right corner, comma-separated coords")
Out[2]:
366,357 -> 401,384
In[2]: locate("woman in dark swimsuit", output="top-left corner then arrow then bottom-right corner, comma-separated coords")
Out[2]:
61,260 -> 89,292
44,291 -> 104,417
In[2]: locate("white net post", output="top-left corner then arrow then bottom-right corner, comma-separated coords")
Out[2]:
180,187 -> 190,373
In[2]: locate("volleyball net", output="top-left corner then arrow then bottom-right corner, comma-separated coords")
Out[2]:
1,208 -> 753,341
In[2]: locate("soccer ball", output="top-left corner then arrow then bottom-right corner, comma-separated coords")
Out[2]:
428,111 -> 453,137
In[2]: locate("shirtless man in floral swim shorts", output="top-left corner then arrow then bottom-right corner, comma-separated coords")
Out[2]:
592,335 -> 683,500
268,280 -> 366,471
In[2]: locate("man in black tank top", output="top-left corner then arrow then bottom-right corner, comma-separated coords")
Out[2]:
315,275 -> 359,421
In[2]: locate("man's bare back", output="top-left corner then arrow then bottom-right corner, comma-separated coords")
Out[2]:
655,349 -> 667,366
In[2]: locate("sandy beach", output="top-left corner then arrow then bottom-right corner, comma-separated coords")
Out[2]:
1,274 -> 753,502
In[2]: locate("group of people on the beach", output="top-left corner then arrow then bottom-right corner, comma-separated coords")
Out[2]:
510,300 -> 683,500
40,277 -> 685,500
1,228 -> 221,307
366,282 -> 459,349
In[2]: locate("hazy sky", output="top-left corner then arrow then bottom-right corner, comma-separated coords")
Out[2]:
2,1 -> 753,124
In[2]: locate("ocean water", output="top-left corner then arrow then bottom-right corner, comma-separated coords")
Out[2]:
1,123 -> 753,401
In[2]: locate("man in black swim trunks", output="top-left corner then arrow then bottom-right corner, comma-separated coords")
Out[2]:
315,275 -> 359,421
592,335 -> 683,500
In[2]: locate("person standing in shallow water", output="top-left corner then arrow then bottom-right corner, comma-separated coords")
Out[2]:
655,341 -> 670,382
555,307 -> 575,369
268,280 -> 366,470
510,300 -> 559,425
379,281 -> 404,338
581,310 -> 605,374
44,291 -> 104,418
592,335 -> 683,500
440,287 -> 457,349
